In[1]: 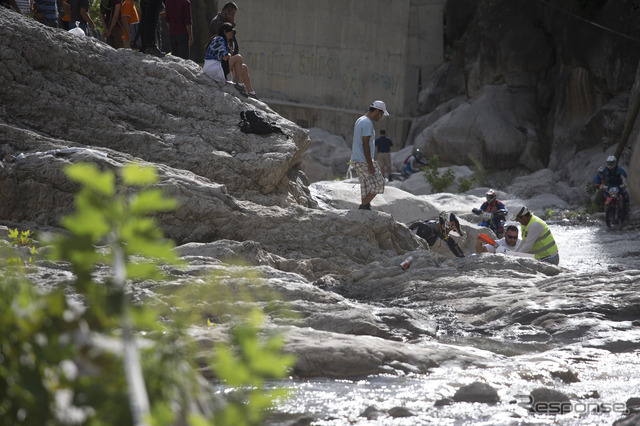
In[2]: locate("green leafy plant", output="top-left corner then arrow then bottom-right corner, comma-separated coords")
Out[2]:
584,201 -> 598,215
9,228 -> 34,247
0,162 -> 295,425
423,155 -> 455,193
89,0 -> 106,34
8,228 -> 37,264
457,176 -> 475,193
0,265 -> 82,425
585,181 -> 596,196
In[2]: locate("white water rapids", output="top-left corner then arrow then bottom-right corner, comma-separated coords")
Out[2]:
267,223 -> 640,425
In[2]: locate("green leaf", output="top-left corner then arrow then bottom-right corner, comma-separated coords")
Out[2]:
126,262 -> 163,281
9,228 -> 19,240
65,163 -> 115,196
129,189 -> 179,214
122,163 -> 159,186
62,210 -> 111,241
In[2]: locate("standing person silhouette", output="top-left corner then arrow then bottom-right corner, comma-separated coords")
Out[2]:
165,0 -> 192,59
375,129 -> 393,182
140,0 -> 164,56
349,100 -> 389,210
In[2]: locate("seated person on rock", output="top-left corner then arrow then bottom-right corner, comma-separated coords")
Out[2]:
203,22 -> 257,98
475,224 -> 518,254
409,211 -> 465,258
402,149 -> 427,178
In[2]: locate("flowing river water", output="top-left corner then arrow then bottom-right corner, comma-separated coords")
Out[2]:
266,223 -> 640,425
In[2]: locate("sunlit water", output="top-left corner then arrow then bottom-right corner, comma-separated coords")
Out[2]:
552,222 -> 640,274
267,224 -> 640,425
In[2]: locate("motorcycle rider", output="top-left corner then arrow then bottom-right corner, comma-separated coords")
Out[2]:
600,155 -> 630,210
402,149 -> 428,178
409,211 -> 465,257
472,189 -> 508,238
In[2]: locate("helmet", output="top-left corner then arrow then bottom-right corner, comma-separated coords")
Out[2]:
438,211 -> 462,237
414,149 -> 426,161
597,166 -> 605,174
513,206 -> 530,220
607,155 -> 616,170
485,189 -> 497,202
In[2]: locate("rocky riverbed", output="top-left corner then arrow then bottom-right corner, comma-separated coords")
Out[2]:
9,181 -> 640,425
2,4 -> 640,425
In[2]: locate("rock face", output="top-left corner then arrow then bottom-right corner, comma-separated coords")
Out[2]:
406,0 -> 640,191
298,0 -> 640,205
300,128 -> 352,182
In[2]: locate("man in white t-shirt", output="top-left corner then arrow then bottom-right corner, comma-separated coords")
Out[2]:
475,224 -> 519,254
349,100 -> 389,210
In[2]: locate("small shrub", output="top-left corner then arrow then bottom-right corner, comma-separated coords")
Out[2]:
584,201 -> 598,214
585,182 -> 596,196
8,228 -> 37,264
424,155 -> 456,193
457,176 -> 475,193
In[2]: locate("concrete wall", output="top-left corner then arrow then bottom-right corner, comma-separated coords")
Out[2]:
228,0 -> 445,147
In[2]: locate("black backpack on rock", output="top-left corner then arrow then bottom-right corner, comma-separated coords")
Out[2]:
238,110 -> 284,135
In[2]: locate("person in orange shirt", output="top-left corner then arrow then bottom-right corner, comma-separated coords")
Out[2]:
60,0 -> 71,30
121,0 -> 139,48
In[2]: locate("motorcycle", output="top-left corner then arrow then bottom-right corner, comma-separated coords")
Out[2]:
604,186 -> 626,227
472,208 -> 507,238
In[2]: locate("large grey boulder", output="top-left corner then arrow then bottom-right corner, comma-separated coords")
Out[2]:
413,84 -> 543,171
529,388 -> 572,414
301,128 -> 351,182
0,10 -> 309,207
0,148 -> 421,275
416,63 -> 465,115
279,326 -> 495,377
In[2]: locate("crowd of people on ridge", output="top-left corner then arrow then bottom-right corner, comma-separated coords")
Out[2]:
2,0 -> 255,96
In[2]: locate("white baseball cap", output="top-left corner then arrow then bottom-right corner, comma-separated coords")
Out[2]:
371,100 -> 389,116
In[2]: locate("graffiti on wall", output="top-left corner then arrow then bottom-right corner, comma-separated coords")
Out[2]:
245,49 -> 399,109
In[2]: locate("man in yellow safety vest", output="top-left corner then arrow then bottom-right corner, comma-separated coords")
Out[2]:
513,206 -> 559,265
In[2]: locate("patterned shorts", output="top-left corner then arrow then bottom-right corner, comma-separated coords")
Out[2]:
351,161 -> 386,198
